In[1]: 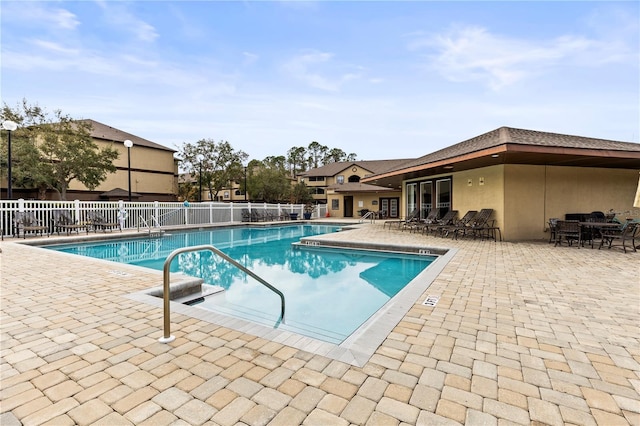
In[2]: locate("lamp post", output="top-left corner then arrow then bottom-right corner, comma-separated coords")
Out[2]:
198,162 -> 202,202
244,165 -> 247,201
2,120 -> 18,199
123,139 -> 133,202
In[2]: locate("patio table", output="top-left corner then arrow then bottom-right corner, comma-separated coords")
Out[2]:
579,222 -> 622,248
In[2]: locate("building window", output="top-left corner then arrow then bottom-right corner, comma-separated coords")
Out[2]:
308,176 -> 325,182
436,178 -> 451,212
348,175 -> 360,183
408,177 -> 451,216
331,199 -> 339,210
336,175 -> 344,184
420,181 -> 433,219
406,183 -> 417,215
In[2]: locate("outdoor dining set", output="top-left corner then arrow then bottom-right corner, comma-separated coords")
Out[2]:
550,211 -> 639,253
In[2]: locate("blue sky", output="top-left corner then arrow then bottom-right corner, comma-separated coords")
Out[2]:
1,1 -> 638,161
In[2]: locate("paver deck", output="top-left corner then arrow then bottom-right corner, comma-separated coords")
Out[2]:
1,222 -> 639,425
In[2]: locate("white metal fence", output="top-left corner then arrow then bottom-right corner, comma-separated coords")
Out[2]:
0,199 -> 328,238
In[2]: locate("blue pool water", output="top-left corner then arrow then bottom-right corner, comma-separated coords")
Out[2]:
46,224 -> 435,343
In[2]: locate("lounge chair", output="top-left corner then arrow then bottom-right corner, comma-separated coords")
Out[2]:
440,210 -> 477,238
598,221 -> 639,253
407,208 -> 440,233
384,209 -> 418,230
87,211 -> 121,232
424,210 -> 458,236
13,211 -> 49,239
52,210 -> 88,236
461,208 -> 498,240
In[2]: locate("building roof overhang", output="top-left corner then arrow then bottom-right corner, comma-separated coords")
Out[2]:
363,143 -> 640,188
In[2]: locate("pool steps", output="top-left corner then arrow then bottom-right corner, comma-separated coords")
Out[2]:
147,278 -> 224,305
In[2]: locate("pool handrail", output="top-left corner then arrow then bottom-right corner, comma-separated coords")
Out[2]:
159,244 -> 286,343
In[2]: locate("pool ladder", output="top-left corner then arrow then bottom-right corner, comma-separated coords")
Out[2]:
138,215 -> 164,238
158,245 -> 286,343
359,211 -> 376,223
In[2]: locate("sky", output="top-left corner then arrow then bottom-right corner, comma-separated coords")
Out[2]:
1,1 -> 639,162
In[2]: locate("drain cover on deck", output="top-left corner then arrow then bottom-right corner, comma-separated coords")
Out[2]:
422,295 -> 440,307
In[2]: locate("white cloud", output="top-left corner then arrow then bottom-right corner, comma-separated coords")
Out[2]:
95,1 -> 159,42
411,24 -> 637,90
281,51 -> 364,92
242,52 -> 259,66
30,39 -> 80,55
282,51 -> 338,91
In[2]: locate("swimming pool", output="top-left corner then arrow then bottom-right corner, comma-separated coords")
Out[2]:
46,224 -> 437,345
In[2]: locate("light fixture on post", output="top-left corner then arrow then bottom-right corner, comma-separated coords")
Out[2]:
197,154 -> 203,202
199,162 -> 203,202
244,163 -> 248,201
2,120 -> 18,199
123,139 -> 133,202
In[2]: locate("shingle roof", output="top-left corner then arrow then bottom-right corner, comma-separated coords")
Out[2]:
327,182 -> 401,193
82,119 -> 176,152
401,126 -> 640,170
301,159 -> 413,177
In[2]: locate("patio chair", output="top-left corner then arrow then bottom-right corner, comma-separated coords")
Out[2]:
263,210 -> 278,221
52,210 -> 88,236
598,221 -> 639,253
407,208 -> 440,233
440,210 -> 477,238
13,211 -> 49,239
461,209 -> 498,240
87,211 -> 121,232
548,218 -> 559,243
384,209 -> 419,230
250,210 -> 267,222
554,220 -> 581,247
424,210 -> 459,236
581,212 -> 607,248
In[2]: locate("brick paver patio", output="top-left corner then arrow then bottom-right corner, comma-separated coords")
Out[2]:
1,222 -> 638,425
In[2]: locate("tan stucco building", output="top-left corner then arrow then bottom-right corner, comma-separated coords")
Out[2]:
3,119 -> 179,201
362,127 -> 640,241
299,160 -> 410,218
79,120 -> 178,202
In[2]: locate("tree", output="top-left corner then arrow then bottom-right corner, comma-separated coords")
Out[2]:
290,181 -> 314,204
286,146 -> 307,178
179,139 -> 248,201
307,141 -> 328,169
248,157 -> 291,203
324,148 -> 348,164
1,99 -> 119,200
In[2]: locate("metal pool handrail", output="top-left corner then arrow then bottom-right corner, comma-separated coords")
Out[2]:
159,245 -> 286,343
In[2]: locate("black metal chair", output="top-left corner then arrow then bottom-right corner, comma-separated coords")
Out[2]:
554,220 -> 581,247
548,218 -> 559,243
599,221 -> 639,253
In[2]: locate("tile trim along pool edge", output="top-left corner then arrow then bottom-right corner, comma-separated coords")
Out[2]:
127,244 -> 457,367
